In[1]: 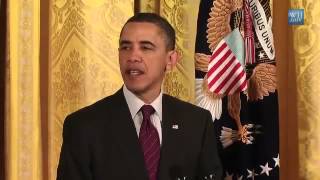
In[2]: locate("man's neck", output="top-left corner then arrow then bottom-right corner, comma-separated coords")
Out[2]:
123,85 -> 162,104
135,91 -> 160,104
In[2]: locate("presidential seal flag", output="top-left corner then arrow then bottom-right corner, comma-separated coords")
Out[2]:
194,0 -> 279,179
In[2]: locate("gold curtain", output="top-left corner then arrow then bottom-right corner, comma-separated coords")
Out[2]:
47,1 -> 133,180
9,0 -> 320,180
137,0 -> 199,102
160,0 -> 198,103
276,0 -> 320,180
139,0 -> 159,13
6,0 -> 198,179
6,0 -> 42,180
6,1 -> 134,180
292,0 -> 320,179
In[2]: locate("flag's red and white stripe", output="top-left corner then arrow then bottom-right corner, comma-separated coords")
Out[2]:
207,40 -> 247,95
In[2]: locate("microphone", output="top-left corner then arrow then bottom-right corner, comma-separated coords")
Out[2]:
169,166 -> 217,180
202,173 -> 216,180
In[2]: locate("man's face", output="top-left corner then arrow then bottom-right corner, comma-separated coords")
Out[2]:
119,22 -> 176,102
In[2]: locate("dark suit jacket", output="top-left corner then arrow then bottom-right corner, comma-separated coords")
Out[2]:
57,88 -> 222,180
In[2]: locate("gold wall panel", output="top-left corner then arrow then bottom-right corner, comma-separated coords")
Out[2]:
291,0 -> 320,179
48,1 -> 133,180
160,0 -> 200,103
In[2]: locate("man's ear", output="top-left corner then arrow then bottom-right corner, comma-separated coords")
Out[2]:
165,50 -> 178,71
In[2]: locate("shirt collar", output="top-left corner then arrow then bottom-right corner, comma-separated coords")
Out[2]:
123,85 -> 162,121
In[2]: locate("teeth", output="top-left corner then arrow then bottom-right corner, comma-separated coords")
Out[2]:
129,70 -> 141,75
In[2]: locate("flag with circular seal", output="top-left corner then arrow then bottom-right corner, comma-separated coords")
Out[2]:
194,0 -> 279,179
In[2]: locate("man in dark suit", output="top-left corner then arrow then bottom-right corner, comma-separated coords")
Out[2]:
57,13 -> 222,180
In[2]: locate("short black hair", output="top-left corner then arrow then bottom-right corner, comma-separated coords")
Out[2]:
120,13 -> 176,50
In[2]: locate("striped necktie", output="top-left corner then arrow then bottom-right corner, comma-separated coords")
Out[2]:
139,105 -> 160,180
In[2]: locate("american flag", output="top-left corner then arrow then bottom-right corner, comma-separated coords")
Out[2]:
207,29 -> 247,95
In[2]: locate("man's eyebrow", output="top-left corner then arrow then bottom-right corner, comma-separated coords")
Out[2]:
119,40 -> 156,48
140,41 -> 156,47
119,40 -> 131,46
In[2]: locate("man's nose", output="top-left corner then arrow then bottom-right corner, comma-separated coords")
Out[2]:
127,47 -> 142,62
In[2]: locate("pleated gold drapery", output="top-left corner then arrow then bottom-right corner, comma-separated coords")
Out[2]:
138,0 -> 159,13
6,1 -> 198,179
48,1 -> 133,180
292,0 -> 320,179
5,0 -> 320,180
137,0 -> 199,102
5,0 -> 42,180
160,0 -> 198,102
276,0 -> 320,180
48,1 -> 198,179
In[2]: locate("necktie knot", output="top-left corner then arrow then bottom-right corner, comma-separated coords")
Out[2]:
141,105 -> 155,119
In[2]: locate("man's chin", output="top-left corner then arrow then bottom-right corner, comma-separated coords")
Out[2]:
125,85 -> 144,95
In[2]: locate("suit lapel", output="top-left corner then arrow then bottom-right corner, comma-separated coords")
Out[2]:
110,89 -> 148,180
158,95 -> 181,180
110,90 -> 181,180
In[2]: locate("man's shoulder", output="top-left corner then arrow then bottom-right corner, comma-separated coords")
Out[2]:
163,94 -> 212,127
163,94 -> 208,114
64,89 -> 123,123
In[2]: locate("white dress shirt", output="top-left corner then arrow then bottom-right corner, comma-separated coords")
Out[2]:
123,85 -> 163,144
